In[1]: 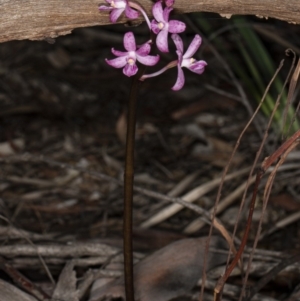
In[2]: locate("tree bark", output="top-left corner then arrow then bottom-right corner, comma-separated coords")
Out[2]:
0,0 -> 299,43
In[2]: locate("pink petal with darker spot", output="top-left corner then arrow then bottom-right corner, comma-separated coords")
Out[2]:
172,64 -> 185,91
163,7 -> 173,22
168,20 -> 186,33
125,6 -> 140,19
183,35 -> 202,59
111,48 -> 128,57
136,43 -> 151,56
124,32 -> 136,52
165,0 -> 174,7
151,20 -> 160,35
105,56 -> 127,68
152,1 -> 164,22
156,29 -> 169,52
171,34 -> 183,54
110,8 -> 124,23
99,5 -> 113,11
137,54 -> 160,66
188,60 -> 207,74
123,63 -> 138,77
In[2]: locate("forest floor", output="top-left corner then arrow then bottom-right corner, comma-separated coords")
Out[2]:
0,12 -> 300,301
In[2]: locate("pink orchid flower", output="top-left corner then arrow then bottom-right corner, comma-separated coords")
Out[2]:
171,34 -> 207,90
151,1 -> 186,53
105,32 -> 160,77
99,0 -> 139,23
140,34 -> 207,91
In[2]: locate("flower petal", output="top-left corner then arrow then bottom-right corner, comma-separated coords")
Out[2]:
136,43 -> 151,56
110,8 -> 124,23
165,0 -> 174,7
111,48 -> 128,57
99,5 -> 113,11
183,34 -> 202,59
152,1 -> 164,22
123,63 -> 138,77
114,0 -> 127,8
156,29 -> 169,53
171,33 -> 183,54
136,54 -> 160,66
172,64 -> 185,91
124,32 -> 136,52
105,56 -> 127,68
176,50 -> 183,65
163,7 -> 173,22
168,20 -> 186,33
125,5 -> 140,19
188,60 -> 207,74
151,20 -> 160,35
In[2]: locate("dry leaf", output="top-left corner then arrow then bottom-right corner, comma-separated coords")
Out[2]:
89,236 -> 228,301
0,279 -> 38,301
52,260 -> 79,301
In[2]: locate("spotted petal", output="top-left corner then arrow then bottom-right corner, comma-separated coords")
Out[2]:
188,60 -> 207,74
136,43 -> 151,56
183,34 -> 202,59
165,0 -> 175,7
168,20 -> 186,33
163,7 -> 173,22
151,20 -> 161,35
172,64 -> 185,91
171,34 -> 183,54
152,1 -> 164,23
105,56 -> 127,68
99,5 -> 113,11
156,29 -> 169,52
110,8 -> 125,23
136,54 -> 160,66
125,5 -> 140,19
124,32 -> 136,52
111,48 -> 128,57
123,63 -> 138,77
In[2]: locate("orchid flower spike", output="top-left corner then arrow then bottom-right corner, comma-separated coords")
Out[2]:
151,1 -> 186,52
99,0 -> 139,23
105,32 -> 160,77
171,34 -> 207,91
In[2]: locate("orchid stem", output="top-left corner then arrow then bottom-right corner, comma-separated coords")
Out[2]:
129,1 -> 151,30
123,66 -> 145,301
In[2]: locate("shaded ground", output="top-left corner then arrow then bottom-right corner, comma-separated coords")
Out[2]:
0,12 -> 300,301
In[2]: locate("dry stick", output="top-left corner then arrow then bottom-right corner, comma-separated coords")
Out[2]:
140,167 -> 251,229
0,154 -> 213,221
183,15 -> 268,301
0,256 -> 50,301
237,56 -> 296,301
213,60 -> 286,301
242,253 -> 300,301
184,175 -> 257,234
123,66 -> 146,301
0,215 -> 55,286
0,154 -> 237,255
283,51 -> 299,136
259,210 -> 300,239
240,139 -> 300,301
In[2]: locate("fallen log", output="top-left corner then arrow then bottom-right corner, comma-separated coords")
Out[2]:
0,0 -> 299,43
